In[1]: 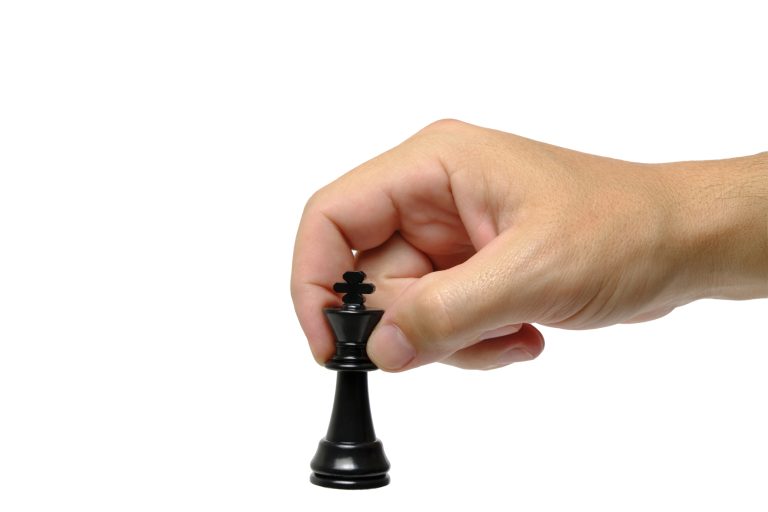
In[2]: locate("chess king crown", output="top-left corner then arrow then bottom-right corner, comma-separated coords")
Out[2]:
324,271 -> 384,371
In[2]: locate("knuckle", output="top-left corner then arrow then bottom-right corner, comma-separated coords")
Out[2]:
426,118 -> 467,132
304,188 -> 325,213
411,282 -> 457,344
410,119 -> 475,171
302,185 -> 337,221
419,118 -> 469,137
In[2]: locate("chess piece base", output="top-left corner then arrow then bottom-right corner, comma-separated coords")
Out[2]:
310,472 -> 390,490
310,438 -> 390,489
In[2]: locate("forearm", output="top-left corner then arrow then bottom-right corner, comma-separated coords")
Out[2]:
663,152 -> 768,301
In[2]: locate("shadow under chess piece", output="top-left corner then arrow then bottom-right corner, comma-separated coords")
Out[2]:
310,271 -> 391,490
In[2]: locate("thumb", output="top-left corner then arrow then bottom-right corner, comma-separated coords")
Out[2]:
367,235 -> 534,371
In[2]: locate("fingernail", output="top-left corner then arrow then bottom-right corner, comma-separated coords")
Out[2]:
495,347 -> 534,366
479,323 -> 523,341
368,324 -> 415,371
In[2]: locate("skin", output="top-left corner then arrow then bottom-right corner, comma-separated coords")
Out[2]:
291,120 -> 768,372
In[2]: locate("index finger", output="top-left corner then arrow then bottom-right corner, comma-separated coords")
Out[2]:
290,156 -> 400,364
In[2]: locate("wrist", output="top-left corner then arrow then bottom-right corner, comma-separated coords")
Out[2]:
662,153 -> 768,300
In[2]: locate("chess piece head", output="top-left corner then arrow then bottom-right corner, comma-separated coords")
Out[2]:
324,271 -> 383,371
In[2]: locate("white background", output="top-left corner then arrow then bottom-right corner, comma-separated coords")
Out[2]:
1,1 -> 766,511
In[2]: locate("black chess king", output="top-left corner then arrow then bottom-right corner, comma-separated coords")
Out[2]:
309,271 -> 391,489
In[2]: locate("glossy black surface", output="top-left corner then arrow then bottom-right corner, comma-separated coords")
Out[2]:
310,372 -> 390,489
324,308 -> 383,371
310,271 -> 390,489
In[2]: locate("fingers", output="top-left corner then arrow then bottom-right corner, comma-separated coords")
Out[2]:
441,324 -> 545,370
290,134 -> 449,364
353,232 -> 433,309
367,230 -> 540,371
290,176 -> 398,364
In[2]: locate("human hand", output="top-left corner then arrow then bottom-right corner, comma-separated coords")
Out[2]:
292,120 -> 768,371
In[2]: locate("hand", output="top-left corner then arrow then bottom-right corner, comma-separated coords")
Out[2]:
291,120 -> 768,371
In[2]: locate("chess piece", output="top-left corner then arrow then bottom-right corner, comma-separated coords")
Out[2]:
310,271 -> 391,489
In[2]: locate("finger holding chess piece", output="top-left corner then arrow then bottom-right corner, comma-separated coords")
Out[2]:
309,271 -> 391,490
